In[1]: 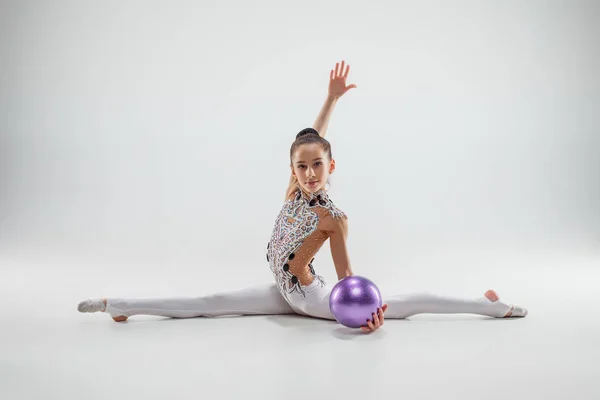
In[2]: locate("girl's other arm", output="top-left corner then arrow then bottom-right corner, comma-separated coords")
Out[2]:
325,215 -> 354,280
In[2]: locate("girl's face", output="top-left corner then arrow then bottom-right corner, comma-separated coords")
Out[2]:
290,143 -> 335,193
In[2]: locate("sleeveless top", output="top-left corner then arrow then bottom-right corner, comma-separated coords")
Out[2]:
266,187 -> 347,302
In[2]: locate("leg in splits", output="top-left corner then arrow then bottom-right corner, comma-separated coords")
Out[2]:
383,289 -> 528,319
77,283 -> 296,322
288,280 -> 528,321
78,283 -> 527,323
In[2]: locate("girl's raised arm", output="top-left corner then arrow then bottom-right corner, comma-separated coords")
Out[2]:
312,60 -> 357,138
285,61 -> 357,201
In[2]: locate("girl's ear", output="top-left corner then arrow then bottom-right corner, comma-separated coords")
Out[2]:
329,159 -> 336,174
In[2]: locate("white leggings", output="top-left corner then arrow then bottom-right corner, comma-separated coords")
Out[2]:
105,279 -> 516,320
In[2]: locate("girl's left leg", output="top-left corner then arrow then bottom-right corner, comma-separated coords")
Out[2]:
382,289 -> 528,319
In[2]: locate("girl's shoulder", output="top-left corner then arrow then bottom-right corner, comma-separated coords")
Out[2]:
320,199 -> 347,221
320,212 -> 348,237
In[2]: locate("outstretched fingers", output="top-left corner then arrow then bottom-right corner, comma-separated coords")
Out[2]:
328,60 -> 357,97
331,60 -> 349,80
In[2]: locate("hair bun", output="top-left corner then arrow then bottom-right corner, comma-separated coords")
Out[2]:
296,127 -> 320,139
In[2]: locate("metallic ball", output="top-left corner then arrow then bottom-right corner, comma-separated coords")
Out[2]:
329,275 -> 382,328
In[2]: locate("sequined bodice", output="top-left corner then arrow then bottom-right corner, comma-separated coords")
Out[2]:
266,188 -> 347,301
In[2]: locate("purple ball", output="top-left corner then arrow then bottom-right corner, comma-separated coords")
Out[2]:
329,275 -> 383,328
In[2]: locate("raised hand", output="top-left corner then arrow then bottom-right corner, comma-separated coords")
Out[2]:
328,60 -> 357,99
311,60 -> 357,137
360,304 -> 388,333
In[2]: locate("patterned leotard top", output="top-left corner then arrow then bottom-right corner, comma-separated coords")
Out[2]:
266,187 -> 347,302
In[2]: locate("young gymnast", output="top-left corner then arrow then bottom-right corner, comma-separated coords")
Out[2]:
78,60 -> 527,332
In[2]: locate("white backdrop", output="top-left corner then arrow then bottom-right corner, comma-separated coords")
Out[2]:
1,0 -> 599,310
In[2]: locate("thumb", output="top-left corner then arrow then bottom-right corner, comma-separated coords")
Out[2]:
346,84 -> 357,90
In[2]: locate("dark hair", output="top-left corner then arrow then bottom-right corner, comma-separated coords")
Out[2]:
289,128 -> 332,162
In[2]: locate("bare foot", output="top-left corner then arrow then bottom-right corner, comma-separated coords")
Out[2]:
484,289 -> 527,318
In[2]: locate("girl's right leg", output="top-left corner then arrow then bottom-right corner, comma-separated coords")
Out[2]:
77,283 -> 296,322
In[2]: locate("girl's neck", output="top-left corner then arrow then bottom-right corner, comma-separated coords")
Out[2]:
298,186 -> 327,200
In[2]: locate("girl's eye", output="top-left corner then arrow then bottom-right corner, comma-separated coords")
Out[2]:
297,162 -> 320,169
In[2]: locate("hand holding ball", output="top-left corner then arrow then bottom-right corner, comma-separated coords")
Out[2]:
329,275 -> 383,328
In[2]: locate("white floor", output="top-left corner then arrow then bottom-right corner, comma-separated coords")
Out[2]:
2,246 -> 599,400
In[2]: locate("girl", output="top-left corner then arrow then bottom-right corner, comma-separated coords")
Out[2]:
78,60 -> 527,332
